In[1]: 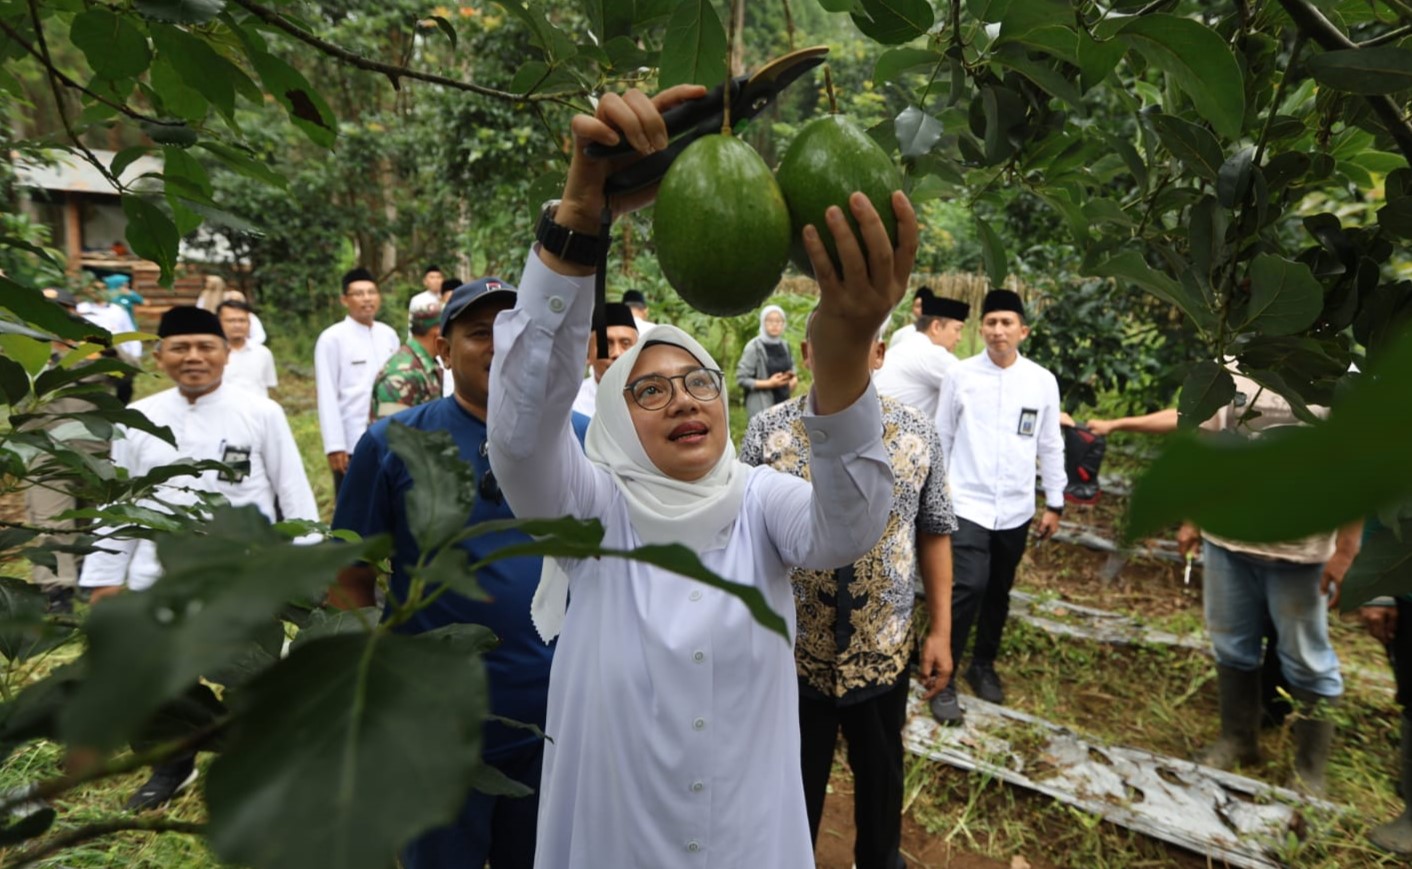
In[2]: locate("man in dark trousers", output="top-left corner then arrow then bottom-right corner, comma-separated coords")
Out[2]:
331,278 -> 552,869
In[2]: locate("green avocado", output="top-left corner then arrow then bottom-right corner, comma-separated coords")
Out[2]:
653,135 -> 791,316
775,115 -> 903,277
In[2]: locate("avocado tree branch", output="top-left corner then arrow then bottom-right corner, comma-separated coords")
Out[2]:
1,818 -> 206,868
230,0 -> 588,103
1277,0 -> 1412,164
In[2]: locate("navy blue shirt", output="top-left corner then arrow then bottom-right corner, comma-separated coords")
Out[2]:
333,397 -> 553,760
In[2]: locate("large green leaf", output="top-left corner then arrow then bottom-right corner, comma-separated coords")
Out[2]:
206,632 -> 489,869
873,47 -> 940,86
657,0 -> 727,89
150,24 -> 236,118
1341,515 -> 1412,609
0,277 -> 100,342
1119,15 -> 1245,139
1244,253 -> 1322,336
1306,47 -> 1412,96
248,50 -> 337,148
1176,362 -> 1234,429
134,0 -> 227,24
1149,113 -> 1223,182
975,215 -> 1008,286
1127,327 -> 1412,542
894,105 -> 943,159
384,422 -> 477,553
1092,250 -> 1210,330
121,195 -> 180,286
70,10 -> 151,80
58,507 -> 381,749
494,0 -> 577,62
851,0 -> 935,45
994,0 -> 1071,45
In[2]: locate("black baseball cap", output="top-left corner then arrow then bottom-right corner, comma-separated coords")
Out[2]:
441,277 -> 517,331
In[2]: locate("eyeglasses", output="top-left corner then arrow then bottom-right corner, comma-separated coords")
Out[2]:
623,368 -> 723,411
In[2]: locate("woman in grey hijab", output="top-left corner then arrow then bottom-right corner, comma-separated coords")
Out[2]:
736,304 -> 798,419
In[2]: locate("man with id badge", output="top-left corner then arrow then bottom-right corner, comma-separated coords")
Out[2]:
931,289 -> 1066,725
79,306 -> 318,809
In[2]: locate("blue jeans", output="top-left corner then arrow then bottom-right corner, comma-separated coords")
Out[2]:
1202,541 -> 1343,698
401,742 -> 543,869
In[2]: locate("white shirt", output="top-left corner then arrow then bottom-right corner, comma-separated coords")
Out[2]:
78,384 -> 319,590
873,330 -> 958,419
632,314 -> 655,335
935,351 -> 1067,530
570,374 -> 597,417
887,322 -> 916,347
78,302 -> 142,359
488,250 -> 893,869
314,316 -> 399,455
225,341 -> 278,395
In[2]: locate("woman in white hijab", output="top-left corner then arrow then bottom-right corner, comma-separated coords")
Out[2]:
488,85 -> 919,869
737,303 -> 799,419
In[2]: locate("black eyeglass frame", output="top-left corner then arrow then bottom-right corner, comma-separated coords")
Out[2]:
622,367 -> 725,411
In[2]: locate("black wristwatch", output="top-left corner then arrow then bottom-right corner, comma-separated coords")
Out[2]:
1046,504 -> 1064,516
535,200 -> 606,267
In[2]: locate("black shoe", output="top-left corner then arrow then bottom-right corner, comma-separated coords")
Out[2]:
42,586 -> 74,615
930,683 -> 964,726
125,756 -> 197,812
966,663 -> 1005,704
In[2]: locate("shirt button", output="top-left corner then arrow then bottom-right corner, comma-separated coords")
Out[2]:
810,428 -> 829,443
690,780 -> 705,793
686,841 -> 701,853
692,650 -> 705,663
692,717 -> 706,730
548,296 -> 566,313
689,589 -> 702,602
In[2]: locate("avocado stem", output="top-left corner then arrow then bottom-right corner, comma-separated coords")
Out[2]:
824,64 -> 838,115
723,0 -> 739,135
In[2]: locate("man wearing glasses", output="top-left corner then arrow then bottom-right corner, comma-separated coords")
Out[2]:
330,278 -> 553,869
315,267 -> 400,495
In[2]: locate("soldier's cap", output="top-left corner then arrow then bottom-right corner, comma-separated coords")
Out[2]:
922,295 -> 970,321
441,277 -> 517,331
408,291 -> 443,330
42,287 -> 78,309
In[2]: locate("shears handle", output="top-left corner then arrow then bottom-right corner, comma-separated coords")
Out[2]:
584,76 -> 746,161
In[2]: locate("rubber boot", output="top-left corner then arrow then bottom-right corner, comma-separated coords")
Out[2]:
1370,718 -> 1412,855
1195,665 -> 1261,770
1288,686 -> 1336,797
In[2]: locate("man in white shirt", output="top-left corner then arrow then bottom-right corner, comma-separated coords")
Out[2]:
873,293 -> 969,419
79,305 -> 318,811
569,302 -> 639,426
217,300 -> 277,396
314,267 -> 399,495
886,285 -> 933,347
620,289 -> 655,334
932,289 -> 1066,724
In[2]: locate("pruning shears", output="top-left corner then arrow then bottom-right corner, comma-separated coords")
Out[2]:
590,45 -> 830,197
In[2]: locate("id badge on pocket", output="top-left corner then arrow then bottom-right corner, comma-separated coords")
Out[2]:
220,444 -> 252,483
1017,408 -> 1038,437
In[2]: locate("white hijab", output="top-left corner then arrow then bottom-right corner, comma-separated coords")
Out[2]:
531,324 -> 749,641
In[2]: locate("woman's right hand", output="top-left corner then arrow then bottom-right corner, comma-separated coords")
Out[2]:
556,85 -> 709,236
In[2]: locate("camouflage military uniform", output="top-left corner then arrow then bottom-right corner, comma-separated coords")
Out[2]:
370,340 -> 442,421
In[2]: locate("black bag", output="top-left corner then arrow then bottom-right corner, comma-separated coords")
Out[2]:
1063,424 -> 1106,505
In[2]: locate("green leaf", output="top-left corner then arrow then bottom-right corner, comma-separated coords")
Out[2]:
1078,30 -> 1124,92
818,0 -> 857,10
1379,198 -> 1412,241
1149,113 -> 1223,182
163,146 -> 212,199
1119,15 -> 1245,139
148,56 -> 207,121
289,607 -> 378,653
0,577 -> 56,661
851,0 -> 935,45
1245,253 -> 1322,336
207,632 -> 488,869
894,105 -> 943,159
416,546 -> 488,602
110,146 -> 150,178
975,215 -> 1008,285
991,50 -> 1084,110
657,0 -> 728,89
1217,146 -> 1254,209
0,278 -> 100,343
384,422 -> 476,552
467,762 -> 534,797
1306,47 -> 1412,96
70,9 -> 151,80
134,0 -> 226,24
420,622 -> 500,657
1127,327 -> 1412,543
122,195 -> 179,286
0,356 -> 28,406
59,507 -> 381,749
873,47 -> 940,86
1092,250 -> 1210,330
494,0 -> 577,62
1341,517 -> 1412,610
429,14 -> 457,49
995,0 -> 1071,45
0,334 -> 52,377
981,85 -> 1026,164
150,24 -> 236,119
1176,362 -> 1235,428
248,50 -> 337,148
198,141 -> 287,189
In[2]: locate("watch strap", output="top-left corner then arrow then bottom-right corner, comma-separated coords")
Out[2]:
536,203 -> 605,267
